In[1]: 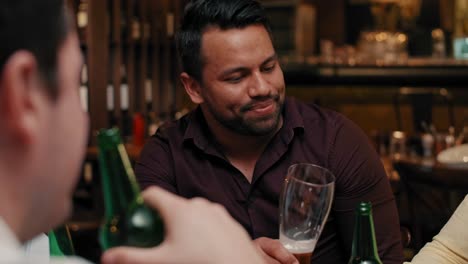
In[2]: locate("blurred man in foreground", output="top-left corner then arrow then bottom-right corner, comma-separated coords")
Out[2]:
0,1 -> 263,263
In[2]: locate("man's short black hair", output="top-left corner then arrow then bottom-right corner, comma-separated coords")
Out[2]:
0,0 -> 71,99
176,0 -> 272,83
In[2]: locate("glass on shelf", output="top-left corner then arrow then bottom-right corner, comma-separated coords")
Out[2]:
456,126 -> 468,145
131,17 -> 141,41
79,64 -> 88,113
356,31 -> 408,66
432,28 -> 446,59
320,39 -> 334,65
389,131 -> 407,159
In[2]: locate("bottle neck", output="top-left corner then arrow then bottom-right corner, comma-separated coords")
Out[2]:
351,213 -> 380,259
98,130 -> 142,218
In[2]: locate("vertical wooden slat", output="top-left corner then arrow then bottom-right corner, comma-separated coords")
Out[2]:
87,0 -> 109,141
150,1 -> 162,117
312,0 -> 346,45
174,0 -> 192,113
160,0 -> 172,116
126,0 -> 136,116
138,0 -> 149,114
112,0 -> 123,128
170,0 -> 179,114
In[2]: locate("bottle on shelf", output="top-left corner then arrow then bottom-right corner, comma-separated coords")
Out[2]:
142,20 -> 151,41
420,121 -> 434,158
107,81 -> 117,128
348,202 -> 383,264
144,63 -> 158,138
120,0 -> 128,42
132,112 -> 145,147
97,128 -> 164,250
456,125 -> 468,145
79,64 -> 88,113
76,0 -> 88,44
131,15 -> 141,41
445,126 -> 456,149
431,28 -> 446,59
456,111 -> 468,145
120,65 -> 132,142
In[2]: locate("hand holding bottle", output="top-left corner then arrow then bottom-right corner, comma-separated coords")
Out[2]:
97,129 -> 164,250
101,186 -> 264,264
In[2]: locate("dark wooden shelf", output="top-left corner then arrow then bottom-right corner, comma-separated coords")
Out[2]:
86,143 -> 143,161
282,57 -> 468,86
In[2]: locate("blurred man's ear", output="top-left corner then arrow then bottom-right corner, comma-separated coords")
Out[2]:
180,72 -> 204,104
0,51 -> 43,145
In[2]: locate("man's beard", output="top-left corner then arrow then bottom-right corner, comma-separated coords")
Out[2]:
208,95 -> 284,136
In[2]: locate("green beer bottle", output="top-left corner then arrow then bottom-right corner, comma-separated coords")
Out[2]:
49,225 -> 75,256
348,202 -> 383,264
97,128 -> 164,250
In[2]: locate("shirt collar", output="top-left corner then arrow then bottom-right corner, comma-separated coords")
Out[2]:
0,217 -> 24,258
281,97 -> 305,133
182,107 -> 212,151
182,97 -> 305,151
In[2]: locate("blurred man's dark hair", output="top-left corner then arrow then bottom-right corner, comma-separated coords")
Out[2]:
0,0 -> 71,99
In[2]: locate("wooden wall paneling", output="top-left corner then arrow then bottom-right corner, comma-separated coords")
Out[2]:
440,0 -> 454,33
87,0 -> 110,141
111,0 -> 123,129
160,0 -> 173,116
173,0 -> 183,29
312,0 -> 346,46
125,0 -> 136,117
137,0 -> 149,115
172,0 -> 184,112
150,1 -> 162,118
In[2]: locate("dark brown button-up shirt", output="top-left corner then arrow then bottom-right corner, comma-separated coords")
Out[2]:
136,97 -> 403,264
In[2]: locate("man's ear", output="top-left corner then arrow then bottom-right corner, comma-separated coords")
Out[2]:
180,72 -> 204,104
0,51 -> 42,145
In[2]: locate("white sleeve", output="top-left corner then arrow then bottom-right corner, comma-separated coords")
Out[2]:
406,195 -> 468,264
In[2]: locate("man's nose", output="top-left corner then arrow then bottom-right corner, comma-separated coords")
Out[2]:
248,71 -> 271,98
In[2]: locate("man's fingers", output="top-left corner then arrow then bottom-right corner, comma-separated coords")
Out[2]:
101,246 -> 169,264
141,186 -> 185,218
264,244 -> 298,264
255,243 -> 282,264
254,237 -> 298,264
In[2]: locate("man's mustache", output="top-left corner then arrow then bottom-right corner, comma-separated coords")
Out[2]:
240,94 -> 281,112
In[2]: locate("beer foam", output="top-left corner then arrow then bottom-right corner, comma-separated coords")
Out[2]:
279,235 -> 317,254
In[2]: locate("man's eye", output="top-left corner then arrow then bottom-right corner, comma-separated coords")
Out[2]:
225,76 -> 243,83
262,64 -> 275,72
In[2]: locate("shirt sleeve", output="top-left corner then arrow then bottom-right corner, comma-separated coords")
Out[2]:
135,133 -> 177,193
405,195 -> 468,264
328,115 -> 404,264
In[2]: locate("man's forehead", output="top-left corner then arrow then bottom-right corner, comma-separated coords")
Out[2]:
200,25 -> 274,64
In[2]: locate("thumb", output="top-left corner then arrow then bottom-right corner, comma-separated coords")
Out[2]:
101,246 -> 170,264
